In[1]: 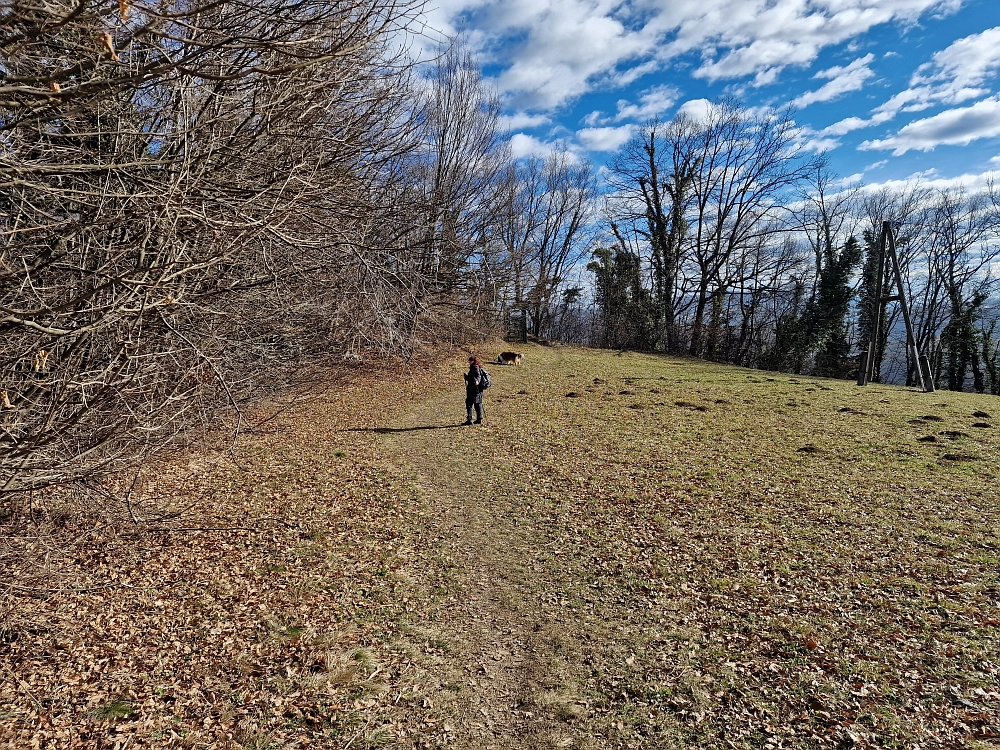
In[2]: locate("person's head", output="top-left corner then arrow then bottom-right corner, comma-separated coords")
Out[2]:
469,356 -> 480,368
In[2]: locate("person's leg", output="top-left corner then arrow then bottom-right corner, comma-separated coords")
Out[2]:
464,397 -> 474,424
474,401 -> 483,423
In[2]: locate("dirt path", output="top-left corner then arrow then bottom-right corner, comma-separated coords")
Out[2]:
384,364 -> 588,750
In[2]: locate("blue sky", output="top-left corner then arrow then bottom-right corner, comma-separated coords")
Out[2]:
423,0 -> 1000,189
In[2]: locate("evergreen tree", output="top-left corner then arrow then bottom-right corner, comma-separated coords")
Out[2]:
761,276 -> 807,373
775,236 -> 863,376
981,319 -> 1000,396
808,236 -> 864,377
940,290 -> 988,392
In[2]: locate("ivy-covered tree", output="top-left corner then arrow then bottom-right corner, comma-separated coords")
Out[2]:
806,236 -> 863,377
587,246 -> 655,351
855,230 -> 893,382
939,289 -> 989,392
981,319 -> 1000,396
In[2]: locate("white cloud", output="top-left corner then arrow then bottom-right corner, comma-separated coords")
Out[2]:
510,133 -> 555,159
614,84 -> 679,121
676,98 -> 713,122
509,133 -> 581,162
500,112 -> 552,130
911,26 -> 1000,98
791,54 -> 875,109
831,26 -> 1000,137
822,115 -> 884,136
434,0 -> 958,112
859,168 -> 999,195
864,160 -> 889,170
667,0 -> 955,85
577,125 -> 636,151
801,135 -> 843,153
488,0 -> 656,109
860,97 -> 1000,155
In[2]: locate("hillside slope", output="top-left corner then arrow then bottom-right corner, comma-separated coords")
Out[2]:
2,345 -> 999,749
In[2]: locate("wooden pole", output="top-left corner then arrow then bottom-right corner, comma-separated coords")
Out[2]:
858,223 -> 888,385
858,221 -> 935,392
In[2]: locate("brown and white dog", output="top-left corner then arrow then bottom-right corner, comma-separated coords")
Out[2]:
497,351 -> 523,366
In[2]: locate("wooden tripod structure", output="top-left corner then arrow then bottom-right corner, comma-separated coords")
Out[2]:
857,221 -> 935,392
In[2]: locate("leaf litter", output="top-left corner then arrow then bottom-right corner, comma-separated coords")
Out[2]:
1,344 -> 998,749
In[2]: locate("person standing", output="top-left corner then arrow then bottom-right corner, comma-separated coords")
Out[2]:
463,356 -> 485,425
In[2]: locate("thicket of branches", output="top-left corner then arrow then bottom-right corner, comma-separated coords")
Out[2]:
578,102 -> 1000,394
1,0 -> 433,496
0,2 -> 603,500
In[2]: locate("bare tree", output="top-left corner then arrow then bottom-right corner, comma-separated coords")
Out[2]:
684,101 -> 814,357
1,0 -> 426,494
794,160 -> 861,293
414,41 -> 509,321
606,118 -> 700,351
492,157 -> 546,309
525,153 -> 595,337
925,187 -> 1000,390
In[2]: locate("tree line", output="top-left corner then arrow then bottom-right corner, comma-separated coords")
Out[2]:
0,2 -> 594,496
573,102 -> 1000,395
2,6 -> 995,499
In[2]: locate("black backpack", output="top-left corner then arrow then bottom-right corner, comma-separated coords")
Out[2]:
478,368 -> 491,391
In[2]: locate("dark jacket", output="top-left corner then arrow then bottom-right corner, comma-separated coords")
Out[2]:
465,365 -> 483,403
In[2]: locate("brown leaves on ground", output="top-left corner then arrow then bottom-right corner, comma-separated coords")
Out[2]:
1,357 -> 461,748
2,344 -> 999,750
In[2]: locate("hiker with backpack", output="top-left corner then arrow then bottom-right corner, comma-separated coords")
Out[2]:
463,356 -> 490,425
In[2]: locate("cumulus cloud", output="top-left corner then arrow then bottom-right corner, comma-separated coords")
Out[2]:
676,98 -> 714,122
509,133 -> 581,162
577,125 -> 636,151
670,0 -> 954,86
911,26 -> 1000,99
486,0 -> 656,110
614,84 -> 679,121
860,97 -> 1000,155
435,0 -> 958,112
825,26 -> 1000,136
859,168 -> 1000,195
791,54 -> 875,109
510,133 -> 555,159
869,29 -> 1000,120
500,112 -> 552,130
822,113 -> 892,136
800,134 -> 843,153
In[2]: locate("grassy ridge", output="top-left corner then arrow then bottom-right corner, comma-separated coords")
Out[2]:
470,345 -> 999,748
1,344 -> 997,749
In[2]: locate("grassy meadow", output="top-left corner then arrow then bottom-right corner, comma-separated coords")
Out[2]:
1,343 -> 998,749
461,344 -> 1000,749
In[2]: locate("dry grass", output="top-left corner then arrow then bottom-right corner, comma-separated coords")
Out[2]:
1,342 -> 997,749
459,344 -> 1000,749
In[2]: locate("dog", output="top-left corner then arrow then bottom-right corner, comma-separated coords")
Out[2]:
497,351 -> 523,366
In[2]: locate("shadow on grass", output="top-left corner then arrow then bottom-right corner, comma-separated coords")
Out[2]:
344,424 -> 469,434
